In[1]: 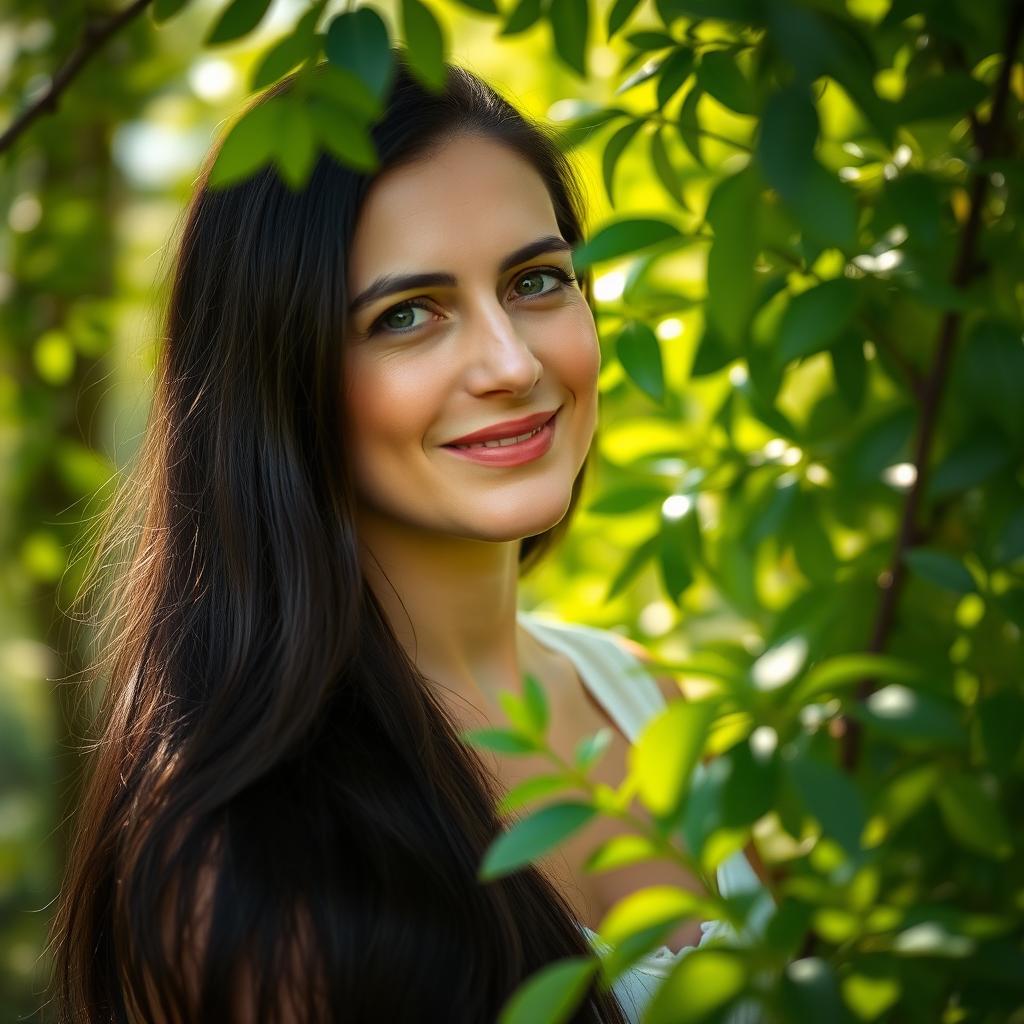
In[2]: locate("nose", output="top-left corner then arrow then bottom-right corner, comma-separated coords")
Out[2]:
461,292 -> 543,395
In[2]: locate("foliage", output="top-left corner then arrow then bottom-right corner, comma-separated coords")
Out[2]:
2,0 -> 1023,1021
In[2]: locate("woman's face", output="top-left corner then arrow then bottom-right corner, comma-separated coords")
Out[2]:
342,132 -> 600,544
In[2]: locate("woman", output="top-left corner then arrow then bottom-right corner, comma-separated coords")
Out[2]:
47,51 -> 767,1023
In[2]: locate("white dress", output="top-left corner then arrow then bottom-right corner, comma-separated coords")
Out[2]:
517,609 -> 774,1024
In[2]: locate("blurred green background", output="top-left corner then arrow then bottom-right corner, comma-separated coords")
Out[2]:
3,0 -> 1023,1020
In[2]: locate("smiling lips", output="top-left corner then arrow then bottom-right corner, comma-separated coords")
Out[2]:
442,409 -> 558,466
444,408 -> 559,447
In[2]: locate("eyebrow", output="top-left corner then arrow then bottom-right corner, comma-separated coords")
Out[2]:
347,234 -> 574,316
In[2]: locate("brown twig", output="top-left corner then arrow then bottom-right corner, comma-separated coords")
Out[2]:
0,0 -> 154,157
838,0 -> 1024,773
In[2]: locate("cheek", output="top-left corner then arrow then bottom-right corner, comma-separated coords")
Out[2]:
547,302 -> 600,395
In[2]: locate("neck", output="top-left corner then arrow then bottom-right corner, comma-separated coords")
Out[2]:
356,510 -> 535,713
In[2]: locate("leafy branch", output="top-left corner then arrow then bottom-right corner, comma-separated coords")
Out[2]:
839,0 -> 1024,774
0,0 -> 154,157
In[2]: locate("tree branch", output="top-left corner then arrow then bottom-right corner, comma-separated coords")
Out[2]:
0,0 -> 154,157
838,0 -> 1024,774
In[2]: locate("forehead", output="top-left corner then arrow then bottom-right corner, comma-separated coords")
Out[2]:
348,133 -> 561,279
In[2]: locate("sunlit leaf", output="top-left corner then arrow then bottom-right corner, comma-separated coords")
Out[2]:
630,699 -> 716,818
479,801 -> 597,879
572,218 -> 682,270
208,97 -> 284,189
461,727 -> 541,755
646,949 -> 748,1024
584,833 -> 663,873
497,774 -> 572,816
497,956 -> 597,1024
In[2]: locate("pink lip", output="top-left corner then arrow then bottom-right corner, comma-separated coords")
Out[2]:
442,409 -> 558,467
445,408 -> 559,446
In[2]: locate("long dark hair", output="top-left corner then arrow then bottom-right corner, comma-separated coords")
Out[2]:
46,51 -> 624,1023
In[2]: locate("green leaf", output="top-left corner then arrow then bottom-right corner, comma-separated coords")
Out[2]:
497,773 -> 572,815
496,676 -> 549,741
757,84 -> 858,250
607,0 -> 642,39
479,801 -> 597,879
904,548 -> 975,593
207,97 -> 283,189
324,7 -> 394,102
452,0 -> 499,12
696,49 -> 759,115
677,85 -> 705,166
958,318 -> 1024,441
659,500 -> 700,604
787,750 -> 866,858
829,330 -> 867,413
649,126 -> 688,211
273,99 -> 317,189
549,0 -> 589,78
251,19 -> 319,91
705,165 -> 761,346
616,321 -> 665,403
779,958 -> 845,1023
574,727 -> 613,773
927,433 -> 1014,501
852,684 -> 967,748
625,30 -> 676,50
789,652 -> 922,707
721,740 -> 778,828
775,279 -> 861,368
461,727 -> 542,755
206,0 -> 273,45
657,0 -> 764,21
646,950 -> 748,1024
606,532 -> 660,602
501,0 -> 544,36
572,218 -> 682,270
598,885 -> 711,948
656,47 -> 694,110
616,56 -> 665,96
690,320 -> 735,376
553,105 -> 629,151
584,833 -> 662,873
498,956 -> 598,1024
401,0 -> 447,92
935,774 -> 1013,860
523,673 -> 550,736
630,699 -> 716,818
896,71 -> 988,124
602,118 -> 645,206
587,483 -> 670,515
152,0 -> 190,23
308,98 -> 379,172
766,7 -> 894,148
841,967 -> 901,1019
